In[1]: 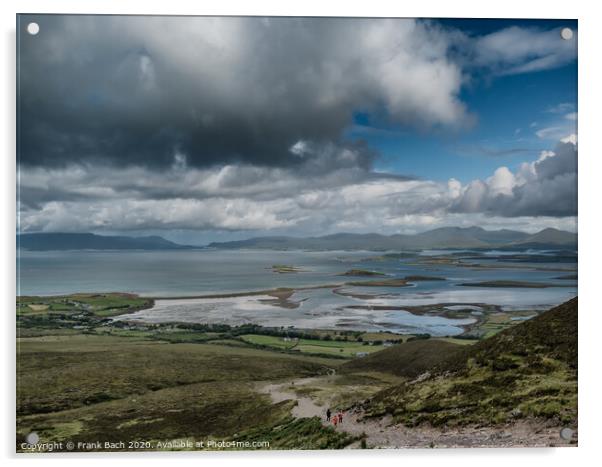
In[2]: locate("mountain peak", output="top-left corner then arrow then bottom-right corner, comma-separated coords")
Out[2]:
18,232 -> 192,251
207,226 -> 576,250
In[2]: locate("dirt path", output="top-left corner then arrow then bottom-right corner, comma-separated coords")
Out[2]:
258,376 -> 576,448
259,377 -> 326,419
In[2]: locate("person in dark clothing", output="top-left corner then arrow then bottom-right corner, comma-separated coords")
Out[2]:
326,408 -> 331,422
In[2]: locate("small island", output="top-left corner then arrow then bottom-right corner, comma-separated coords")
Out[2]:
403,275 -> 446,281
346,278 -> 410,287
458,280 -> 568,288
271,264 -> 304,274
340,269 -> 385,277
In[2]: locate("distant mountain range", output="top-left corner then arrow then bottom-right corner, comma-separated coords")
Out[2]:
208,227 -> 577,251
18,227 -> 577,251
18,233 -> 193,251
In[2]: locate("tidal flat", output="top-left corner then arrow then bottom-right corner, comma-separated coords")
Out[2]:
19,248 -> 576,337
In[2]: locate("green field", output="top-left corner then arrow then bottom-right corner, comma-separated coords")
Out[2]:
17,293 -> 153,318
240,334 -> 298,350
17,333 -> 355,451
432,336 -> 479,346
240,334 -> 386,357
358,332 -> 406,342
478,311 -> 538,338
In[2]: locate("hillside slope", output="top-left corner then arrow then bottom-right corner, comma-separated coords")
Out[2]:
341,340 -> 463,378
511,228 -> 577,248
361,298 -> 578,427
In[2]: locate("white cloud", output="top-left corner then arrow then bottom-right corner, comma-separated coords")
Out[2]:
561,133 -> 578,144
536,127 -> 563,139
546,102 -> 574,114
18,136 -> 577,237
536,126 -> 576,141
472,27 -> 577,76
452,139 -> 577,218
486,167 -> 515,196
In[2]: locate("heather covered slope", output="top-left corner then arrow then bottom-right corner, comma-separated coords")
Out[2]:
361,298 -> 578,427
340,339 -> 464,378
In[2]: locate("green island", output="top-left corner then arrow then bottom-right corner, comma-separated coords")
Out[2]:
402,275 -> 446,281
339,269 -> 385,277
344,278 -> 410,287
271,264 -> 304,274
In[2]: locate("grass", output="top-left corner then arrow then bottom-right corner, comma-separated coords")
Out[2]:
341,339 -> 464,378
287,372 -> 405,410
233,416 -> 357,449
432,337 -> 478,346
16,293 -> 154,342
478,311 -> 538,338
239,334 -> 386,357
294,340 -> 383,357
17,333 -> 350,451
17,293 -> 153,318
240,334 -> 298,350
150,331 -> 221,344
364,353 -> 577,427
17,335 -> 336,416
271,264 -> 303,273
359,332 -> 406,342
19,380 -> 292,450
362,298 -> 578,427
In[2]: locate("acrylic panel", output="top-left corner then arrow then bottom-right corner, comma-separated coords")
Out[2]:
16,15 -> 578,452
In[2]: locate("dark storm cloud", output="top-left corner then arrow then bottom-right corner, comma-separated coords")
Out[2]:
18,16 -> 576,172
18,186 -> 97,210
18,15 -> 472,170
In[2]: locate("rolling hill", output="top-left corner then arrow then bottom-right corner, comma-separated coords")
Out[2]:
208,227 -> 576,251
340,339 -> 464,378
18,227 -> 577,251
360,298 -> 578,427
510,228 -> 578,248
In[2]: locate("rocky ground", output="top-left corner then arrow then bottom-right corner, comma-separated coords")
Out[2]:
259,376 -> 577,449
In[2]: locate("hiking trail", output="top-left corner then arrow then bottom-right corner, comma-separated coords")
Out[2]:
258,374 -> 574,448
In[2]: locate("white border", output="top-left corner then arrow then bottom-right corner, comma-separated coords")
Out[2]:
2,1 -> 600,466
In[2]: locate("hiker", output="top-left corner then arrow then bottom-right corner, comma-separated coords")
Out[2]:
338,412 -> 343,424
332,416 -> 338,428
326,408 -> 331,422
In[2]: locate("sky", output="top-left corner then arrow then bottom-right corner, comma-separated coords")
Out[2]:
17,15 -> 578,245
